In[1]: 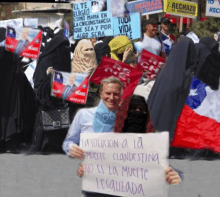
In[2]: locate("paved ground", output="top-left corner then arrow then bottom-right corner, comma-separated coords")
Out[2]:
0,148 -> 220,197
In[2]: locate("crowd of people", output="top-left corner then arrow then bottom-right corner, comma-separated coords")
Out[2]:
0,14 -> 220,195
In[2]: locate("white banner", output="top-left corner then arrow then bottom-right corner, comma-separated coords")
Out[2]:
24,18 -> 38,28
80,132 -> 169,197
0,18 -> 23,28
206,0 -> 220,17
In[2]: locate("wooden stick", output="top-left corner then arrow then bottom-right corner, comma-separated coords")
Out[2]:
179,17 -> 183,32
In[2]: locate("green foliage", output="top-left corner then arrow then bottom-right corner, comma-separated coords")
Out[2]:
191,17 -> 220,38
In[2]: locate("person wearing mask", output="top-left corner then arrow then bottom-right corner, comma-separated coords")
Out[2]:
142,18 -> 166,59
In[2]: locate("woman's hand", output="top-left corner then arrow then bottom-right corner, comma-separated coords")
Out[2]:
77,163 -> 84,177
165,167 -> 181,185
122,46 -> 133,63
46,67 -> 53,75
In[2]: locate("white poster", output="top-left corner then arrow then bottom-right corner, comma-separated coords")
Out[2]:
0,18 -> 23,28
24,60 -> 37,89
111,0 -> 126,17
80,132 -> 169,197
206,0 -> 220,17
24,18 -> 38,28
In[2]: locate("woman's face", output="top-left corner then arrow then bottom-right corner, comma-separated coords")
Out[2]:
127,103 -> 147,119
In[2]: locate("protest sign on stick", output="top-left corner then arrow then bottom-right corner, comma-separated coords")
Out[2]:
166,0 -> 198,18
80,132 -> 169,197
52,70 -> 89,105
205,0 -> 220,18
137,49 -> 165,80
113,12 -> 141,40
5,26 -> 42,59
73,0 -> 113,39
126,0 -> 163,16
90,56 -> 143,100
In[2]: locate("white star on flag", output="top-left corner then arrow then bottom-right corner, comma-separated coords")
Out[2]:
9,29 -> 13,34
57,74 -> 60,79
189,89 -> 198,96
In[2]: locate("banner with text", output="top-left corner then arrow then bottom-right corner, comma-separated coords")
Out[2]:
5,26 -> 42,59
0,18 -> 23,28
206,0 -> 220,17
73,0 -> 113,39
126,0 -> 163,16
80,132 -> 169,197
89,56 -> 143,100
137,49 -> 165,80
64,20 -> 70,40
166,0 -> 198,18
52,70 -> 89,105
113,12 -> 141,40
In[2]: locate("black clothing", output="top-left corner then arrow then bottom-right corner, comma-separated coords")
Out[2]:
147,37 -> 198,140
29,29 -> 71,154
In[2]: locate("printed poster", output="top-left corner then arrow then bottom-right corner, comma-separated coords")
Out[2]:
80,132 -> 169,197
166,0 -> 198,18
137,49 -> 166,80
113,12 -> 141,40
52,70 -> 89,105
89,56 -> 143,100
5,26 -> 42,59
73,0 -> 113,39
126,0 -> 163,16
206,0 -> 220,18
64,20 -> 70,40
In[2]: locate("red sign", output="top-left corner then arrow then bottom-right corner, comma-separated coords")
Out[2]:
90,56 -> 143,100
137,49 -> 165,80
5,26 -> 42,59
52,71 -> 89,105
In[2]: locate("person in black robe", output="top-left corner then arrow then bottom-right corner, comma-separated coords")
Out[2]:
0,27 -> 32,153
28,28 -> 71,154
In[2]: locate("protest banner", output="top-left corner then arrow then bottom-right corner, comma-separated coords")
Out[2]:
111,0 -> 126,17
206,0 -> 220,17
137,49 -> 166,80
163,0 -> 168,12
126,0 -> 163,16
64,20 -> 70,40
80,132 -> 169,197
89,56 -> 143,100
73,0 -> 113,39
52,70 -> 89,104
166,0 -> 198,18
0,18 -> 23,28
113,12 -> 141,40
24,18 -> 38,28
24,60 -> 37,89
5,26 -> 42,59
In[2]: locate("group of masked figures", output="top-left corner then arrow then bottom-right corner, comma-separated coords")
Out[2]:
0,23 -> 220,160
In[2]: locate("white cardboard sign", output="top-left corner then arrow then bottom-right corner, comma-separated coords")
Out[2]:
80,132 -> 169,197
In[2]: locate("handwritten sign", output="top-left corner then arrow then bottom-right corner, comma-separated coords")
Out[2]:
113,12 -> 141,40
73,0 -> 113,39
80,132 -> 169,197
24,18 -> 38,28
0,18 -> 23,28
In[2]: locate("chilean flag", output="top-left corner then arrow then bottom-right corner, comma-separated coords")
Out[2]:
171,76 -> 220,153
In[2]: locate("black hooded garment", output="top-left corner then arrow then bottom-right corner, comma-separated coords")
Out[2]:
29,29 -> 71,154
0,27 -> 34,151
198,37 -> 220,90
147,37 -> 198,140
